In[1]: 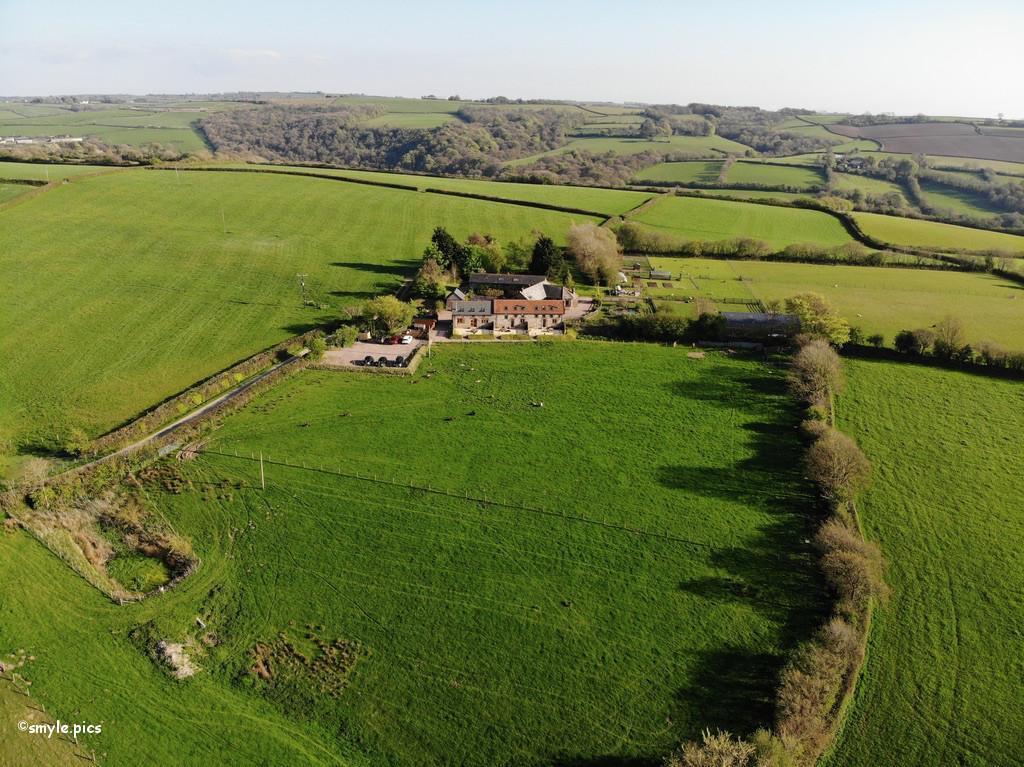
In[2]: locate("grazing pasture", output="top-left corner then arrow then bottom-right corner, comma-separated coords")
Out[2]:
362,112 -> 458,129
0,160 -> 122,180
0,106 -> 209,151
831,172 -> 907,203
853,211 -> 1024,253
827,360 -> 1024,767
725,162 -> 825,189
0,169 -> 596,472
919,179 -> 999,219
634,160 -> 725,184
507,134 -> 751,165
217,163 -> 656,215
727,259 -> 1024,349
0,183 -> 28,204
632,195 -> 853,249
0,342 -> 825,767
645,257 -> 1024,349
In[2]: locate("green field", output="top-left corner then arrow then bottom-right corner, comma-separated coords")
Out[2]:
853,211 -> 1024,253
689,189 -> 814,202
0,105 -> 210,151
827,360 -> 1024,767
508,134 -> 752,165
0,169 -> 598,473
0,161 -> 122,180
725,162 -> 825,188
362,112 -> 458,128
634,160 -> 724,183
832,172 -> 908,203
919,179 -> 1000,219
0,342 -> 825,766
632,195 -> 853,249
0,183 -> 28,204
633,161 -> 823,189
218,163 -> 656,215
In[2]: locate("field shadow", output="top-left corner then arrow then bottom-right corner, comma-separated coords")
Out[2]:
657,361 -> 829,733
330,260 -> 418,276
676,648 -> 780,735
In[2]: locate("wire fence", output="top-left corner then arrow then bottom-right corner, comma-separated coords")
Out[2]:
200,448 -> 716,549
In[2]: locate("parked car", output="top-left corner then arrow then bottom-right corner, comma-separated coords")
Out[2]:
385,335 -> 402,345
400,334 -> 413,345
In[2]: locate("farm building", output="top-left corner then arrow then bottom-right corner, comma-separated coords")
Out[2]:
452,297 -> 566,335
720,312 -> 800,341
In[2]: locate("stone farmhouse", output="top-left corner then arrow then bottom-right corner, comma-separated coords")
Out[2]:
447,273 -> 576,336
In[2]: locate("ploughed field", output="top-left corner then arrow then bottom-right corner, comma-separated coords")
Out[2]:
0,343 -> 827,766
830,121 -> 1024,164
827,360 -> 1024,767
0,169 -> 598,475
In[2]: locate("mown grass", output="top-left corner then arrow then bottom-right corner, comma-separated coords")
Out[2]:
634,161 -> 724,183
853,211 -> 1024,253
826,360 -> 1024,767
725,162 -> 825,189
0,161 -> 122,180
0,343 -> 826,766
217,163 -> 656,215
361,113 -> 457,129
632,195 -> 852,249
0,169 -> 597,473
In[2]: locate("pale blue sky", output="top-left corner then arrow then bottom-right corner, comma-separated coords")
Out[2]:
2,0 -> 1022,117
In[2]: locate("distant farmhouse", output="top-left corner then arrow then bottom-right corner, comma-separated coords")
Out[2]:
447,273 -> 576,336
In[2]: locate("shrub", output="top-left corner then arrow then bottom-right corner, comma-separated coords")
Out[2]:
788,339 -> 844,407
664,728 -> 771,767
866,333 -> 885,348
894,328 -> 934,355
805,428 -> 870,501
306,336 -> 326,361
782,293 -> 851,346
567,223 -> 620,285
332,326 -> 359,348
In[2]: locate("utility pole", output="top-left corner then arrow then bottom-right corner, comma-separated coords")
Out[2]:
260,452 -> 265,490
296,273 -> 308,305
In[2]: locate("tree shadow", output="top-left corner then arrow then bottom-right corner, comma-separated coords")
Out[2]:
330,260 -> 418,276
676,648 -> 781,735
655,361 -> 830,734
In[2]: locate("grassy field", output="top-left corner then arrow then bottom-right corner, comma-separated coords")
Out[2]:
725,162 -> 825,188
217,163 -> 656,215
632,195 -> 852,249
0,106 -> 209,151
0,169 -> 597,474
0,183 -> 28,204
919,179 -> 999,219
0,161 -> 122,180
832,172 -> 907,203
826,360 -> 1024,767
645,258 -> 1024,349
0,342 -> 826,766
362,112 -> 458,129
634,160 -> 724,183
853,211 -> 1024,253
508,134 -> 751,165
